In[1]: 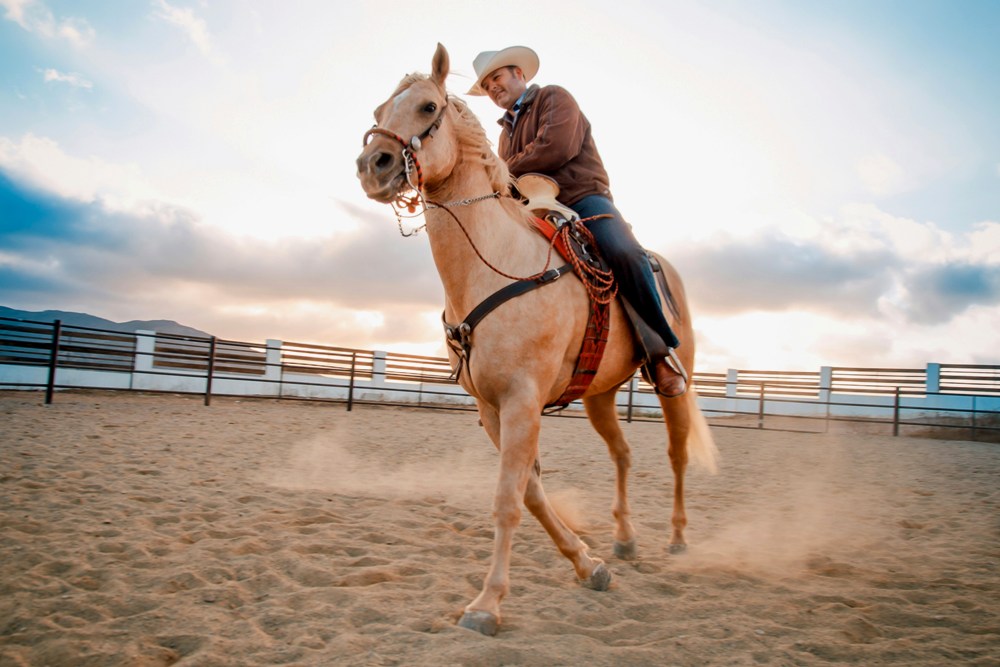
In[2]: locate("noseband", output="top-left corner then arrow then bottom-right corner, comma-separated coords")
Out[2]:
362,101 -> 448,214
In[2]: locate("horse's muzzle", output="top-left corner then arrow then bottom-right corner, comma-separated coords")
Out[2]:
356,143 -> 404,203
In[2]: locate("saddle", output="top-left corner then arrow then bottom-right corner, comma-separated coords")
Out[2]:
442,175 -> 679,410
516,174 -> 679,391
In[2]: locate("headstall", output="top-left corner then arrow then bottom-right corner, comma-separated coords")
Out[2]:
362,101 -> 448,224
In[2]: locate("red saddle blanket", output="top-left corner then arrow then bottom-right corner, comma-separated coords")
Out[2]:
529,216 -> 612,409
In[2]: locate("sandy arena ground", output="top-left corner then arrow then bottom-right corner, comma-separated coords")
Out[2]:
1,390 -> 997,666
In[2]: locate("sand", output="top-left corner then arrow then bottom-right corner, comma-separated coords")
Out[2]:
1,390 -> 997,666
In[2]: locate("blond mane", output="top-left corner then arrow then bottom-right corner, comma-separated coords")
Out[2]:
446,95 -> 512,196
383,73 -> 514,197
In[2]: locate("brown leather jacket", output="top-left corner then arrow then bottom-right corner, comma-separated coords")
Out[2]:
497,84 -> 612,206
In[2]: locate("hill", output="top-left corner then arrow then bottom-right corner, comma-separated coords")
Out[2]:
0,306 -> 212,338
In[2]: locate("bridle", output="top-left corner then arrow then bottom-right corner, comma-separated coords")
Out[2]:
362,98 -> 511,239
362,100 -> 449,219
358,93 -> 594,284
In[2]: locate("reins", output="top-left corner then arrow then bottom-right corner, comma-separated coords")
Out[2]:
362,96 -> 618,396
362,103 -> 614,292
429,199 -> 617,306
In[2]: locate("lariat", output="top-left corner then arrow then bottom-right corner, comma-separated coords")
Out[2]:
556,217 -> 618,304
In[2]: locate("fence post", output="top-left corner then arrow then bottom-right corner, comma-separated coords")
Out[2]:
371,350 -> 387,388
971,395 -> 978,442
45,319 -> 63,404
820,366 -> 832,433
273,340 -> 286,399
893,387 -> 900,436
347,351 -> 356,412
926,363 -> 941,394
757,382 -> 765,429
265,339 -> 282,398
626,373 -> 635,423
204,336 -> 217,406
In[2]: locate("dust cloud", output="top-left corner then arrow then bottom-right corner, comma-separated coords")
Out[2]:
266,426 -> 498,508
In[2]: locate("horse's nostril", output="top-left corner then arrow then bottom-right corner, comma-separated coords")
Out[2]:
374,152 -> 393,171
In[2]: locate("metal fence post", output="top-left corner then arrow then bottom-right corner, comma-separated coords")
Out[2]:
893,387 -> 900,436
45,319 -> 63,404
204,336 -> 217,406
347,352 -> 356,412
626,373 -> 635,423
971,395 -> 978,441
757,382 -> 765,429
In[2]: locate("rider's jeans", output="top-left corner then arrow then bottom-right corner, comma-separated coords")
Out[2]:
570,194 -> 680,350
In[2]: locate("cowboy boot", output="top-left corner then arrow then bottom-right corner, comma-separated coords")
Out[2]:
654,349 -> 687,398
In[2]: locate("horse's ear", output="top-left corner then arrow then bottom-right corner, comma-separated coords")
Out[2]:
431,43 -> 449,87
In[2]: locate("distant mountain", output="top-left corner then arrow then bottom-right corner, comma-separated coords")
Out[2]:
0,306 -> 212,338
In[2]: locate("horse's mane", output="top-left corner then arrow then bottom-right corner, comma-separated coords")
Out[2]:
446,95 -> 512,196
386,73 -> 513,196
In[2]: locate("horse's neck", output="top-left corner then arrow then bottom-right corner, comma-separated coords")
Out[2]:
424,172 -> 547,321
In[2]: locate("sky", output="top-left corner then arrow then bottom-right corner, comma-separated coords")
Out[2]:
1,0 -> 998,372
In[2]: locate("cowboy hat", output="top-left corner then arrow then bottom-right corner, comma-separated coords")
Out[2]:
467,46 -> 539,96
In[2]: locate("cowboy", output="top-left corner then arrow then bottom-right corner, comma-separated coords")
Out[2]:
469,46 -> 687,397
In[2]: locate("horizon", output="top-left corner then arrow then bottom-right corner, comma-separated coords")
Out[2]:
1,0 -> 998,371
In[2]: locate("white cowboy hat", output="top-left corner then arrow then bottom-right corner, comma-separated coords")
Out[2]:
467,46 -> 539,96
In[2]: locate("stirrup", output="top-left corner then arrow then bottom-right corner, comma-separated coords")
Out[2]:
665,348 -> 689,382
652,349 -> 688,399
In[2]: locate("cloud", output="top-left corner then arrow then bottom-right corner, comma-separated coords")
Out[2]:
0,0 -> 94,45
856,153 -> 906,197
0,169 -> 441,322
674,233 -> 897,318
672,209 -> 1000,327
898,262 -> 1000,324
0,0 -> 31,26
152,0 -> 223,64
55,16 -> 94,46
42,68 -> 93,89
0,133 -> 153,207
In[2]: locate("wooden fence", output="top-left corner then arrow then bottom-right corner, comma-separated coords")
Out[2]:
1,316 -> 997,440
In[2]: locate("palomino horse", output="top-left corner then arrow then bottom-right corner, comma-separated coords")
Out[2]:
356,44 -> 717,636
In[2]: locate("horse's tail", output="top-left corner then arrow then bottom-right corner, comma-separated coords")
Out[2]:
685,387 -> 719,474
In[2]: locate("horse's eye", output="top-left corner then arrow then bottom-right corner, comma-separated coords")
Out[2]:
423,102 -> 437,114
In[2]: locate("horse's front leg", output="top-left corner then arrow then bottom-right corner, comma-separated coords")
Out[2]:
477,401 -> 611,588
523,461 -> 612,589
458,399 -> 541,636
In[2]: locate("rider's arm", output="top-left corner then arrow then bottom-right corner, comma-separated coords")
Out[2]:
504,86 -> 588,175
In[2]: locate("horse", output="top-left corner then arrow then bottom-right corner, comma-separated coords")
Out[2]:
356,43 -> 717,636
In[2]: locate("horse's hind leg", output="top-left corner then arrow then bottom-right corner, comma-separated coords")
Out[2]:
583,389 -> 638,560
659,392 -> 691,553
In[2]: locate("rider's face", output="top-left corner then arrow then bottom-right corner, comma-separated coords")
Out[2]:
482,66 -> 527,111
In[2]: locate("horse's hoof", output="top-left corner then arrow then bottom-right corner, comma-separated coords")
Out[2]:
669,542 -> 687,555
583,562 -> 612,591
458,610 -> 499,636
613,539 -> 638,560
